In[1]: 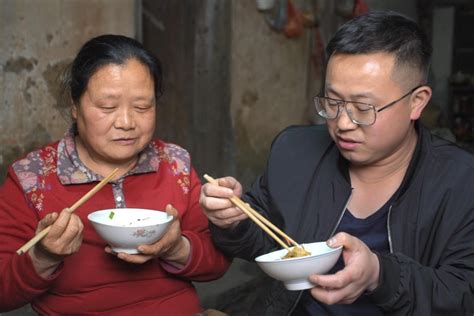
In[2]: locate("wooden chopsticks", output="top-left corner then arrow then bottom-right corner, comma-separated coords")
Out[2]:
203,174 -> 302,251
16,168 -> 119,255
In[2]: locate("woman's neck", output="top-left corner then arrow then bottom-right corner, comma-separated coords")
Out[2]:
75,137 -> 137,179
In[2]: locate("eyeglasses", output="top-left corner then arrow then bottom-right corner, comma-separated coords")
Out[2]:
314,85 -> 423,126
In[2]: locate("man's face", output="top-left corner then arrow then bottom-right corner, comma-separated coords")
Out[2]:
324,52 -> 417,166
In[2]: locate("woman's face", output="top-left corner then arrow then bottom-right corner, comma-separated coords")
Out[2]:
72,59 -> 156,169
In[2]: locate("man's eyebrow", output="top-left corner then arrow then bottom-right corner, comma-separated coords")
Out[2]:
325,86 -> 376,100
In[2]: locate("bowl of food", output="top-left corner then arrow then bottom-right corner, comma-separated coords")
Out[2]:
255,242 -> 342,290
88,208 -> 173,254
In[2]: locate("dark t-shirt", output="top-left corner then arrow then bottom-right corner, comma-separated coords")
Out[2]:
294,200 -> 391,315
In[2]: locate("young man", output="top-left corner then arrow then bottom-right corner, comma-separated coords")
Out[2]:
199,11 -> 474,315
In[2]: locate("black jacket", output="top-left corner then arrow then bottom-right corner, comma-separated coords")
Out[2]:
211,123 -> 474,315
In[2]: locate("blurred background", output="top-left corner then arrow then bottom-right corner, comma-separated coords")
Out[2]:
1,0 -> 473,314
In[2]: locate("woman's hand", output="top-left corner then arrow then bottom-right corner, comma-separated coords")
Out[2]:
199,176 -> 248,229
308,232 -> 380,304
107,204 -> 191,267
28,209 -> 84,278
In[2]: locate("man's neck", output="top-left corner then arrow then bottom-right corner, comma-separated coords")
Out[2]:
349,129 -> 417,185
346,129 -> 418,218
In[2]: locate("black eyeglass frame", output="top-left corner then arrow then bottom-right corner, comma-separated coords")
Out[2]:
314,85 -> 424,126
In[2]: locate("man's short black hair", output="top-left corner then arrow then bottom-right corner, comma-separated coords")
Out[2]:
326,10 -> 432,83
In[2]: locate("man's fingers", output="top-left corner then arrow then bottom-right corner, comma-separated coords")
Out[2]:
217,177 -> 242,196
202,182 -> 234,198
327,232 -> 356,249
200,196 -> 234,211
310,285 -> 359,305
211,207 -> 244,220
310,269 -> 353,289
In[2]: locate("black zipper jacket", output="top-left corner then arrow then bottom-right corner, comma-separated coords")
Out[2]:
210,123 -> 474,315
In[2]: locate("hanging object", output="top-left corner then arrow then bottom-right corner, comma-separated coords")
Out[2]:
257,0 -> 336,40
335,0 -> 369,19
335,0 -> 354,19
352,0 -> 369,17
256,0 -> 276,11
283,0 -> 304,38
264,0 -> 288,31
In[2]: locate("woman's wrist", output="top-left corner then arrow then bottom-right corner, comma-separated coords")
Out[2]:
29,245 -> 62,279
161,236 -> 191,268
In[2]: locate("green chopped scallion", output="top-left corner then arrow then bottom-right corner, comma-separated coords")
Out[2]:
109,211 -> 115,220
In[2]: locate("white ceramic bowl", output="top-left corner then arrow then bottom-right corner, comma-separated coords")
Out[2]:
88,208 -> 173,254
255,242 -> 342,290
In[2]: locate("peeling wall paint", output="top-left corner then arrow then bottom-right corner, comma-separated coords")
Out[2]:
0,0 -> 135,183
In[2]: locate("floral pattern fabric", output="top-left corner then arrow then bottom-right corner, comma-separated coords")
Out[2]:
12,126 -> 191,211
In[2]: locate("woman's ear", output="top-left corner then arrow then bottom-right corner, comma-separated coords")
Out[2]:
71,102 -> 78,120
410,85 -> 432,120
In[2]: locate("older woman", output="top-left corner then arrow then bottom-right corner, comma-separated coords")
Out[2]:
0,34 -> 229,315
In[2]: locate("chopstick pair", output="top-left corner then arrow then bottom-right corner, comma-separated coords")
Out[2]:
16,168 -> 120,255
203,174 -> 302,251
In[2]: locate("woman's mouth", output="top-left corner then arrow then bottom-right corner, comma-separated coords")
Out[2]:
114,138 -> 137,146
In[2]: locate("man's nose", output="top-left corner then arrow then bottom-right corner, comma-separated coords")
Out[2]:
336,104 -> 357,130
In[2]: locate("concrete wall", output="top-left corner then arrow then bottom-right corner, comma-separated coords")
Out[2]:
231,0 -> 334,187
0,0 -> 136,183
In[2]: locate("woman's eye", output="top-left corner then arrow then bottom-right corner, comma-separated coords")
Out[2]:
135,105 -> 153,112
99,106 -> 117,111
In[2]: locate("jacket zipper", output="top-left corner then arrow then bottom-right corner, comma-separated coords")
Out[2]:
286,192 -> 353,315
329,191 -> 353,238
387,205 -> 393,253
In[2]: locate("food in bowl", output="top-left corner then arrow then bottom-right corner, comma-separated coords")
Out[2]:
282,245 -> 311,259
88,208 -> 173,254
255,241 -> 342,290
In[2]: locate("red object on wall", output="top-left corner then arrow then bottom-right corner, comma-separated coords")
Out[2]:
352,0 -> 369,17
283,0 -> 304,38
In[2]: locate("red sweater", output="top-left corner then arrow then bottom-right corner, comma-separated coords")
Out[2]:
0,138 -> 229,315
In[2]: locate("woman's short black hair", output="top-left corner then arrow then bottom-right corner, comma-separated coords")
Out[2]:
326,10 -> 432,82
68,34 -> 162,105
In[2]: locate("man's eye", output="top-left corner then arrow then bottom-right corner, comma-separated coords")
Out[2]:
354,104 -> 372,112
327,99 -> 342,106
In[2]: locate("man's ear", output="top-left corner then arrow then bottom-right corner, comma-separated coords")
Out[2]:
410,85 -> 432,120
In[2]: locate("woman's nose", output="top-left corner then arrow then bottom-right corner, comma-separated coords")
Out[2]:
114,108 -> 136,130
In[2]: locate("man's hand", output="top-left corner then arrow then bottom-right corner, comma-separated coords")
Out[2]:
199,176 -> 248,229
309,232 -> 380,304
29,209 -> 84,278
107,204 -> 190,268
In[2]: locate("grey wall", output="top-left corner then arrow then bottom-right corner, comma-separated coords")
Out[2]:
0,0 -> 136,182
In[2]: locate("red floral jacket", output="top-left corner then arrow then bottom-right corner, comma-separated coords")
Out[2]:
0,130 -> 230,315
